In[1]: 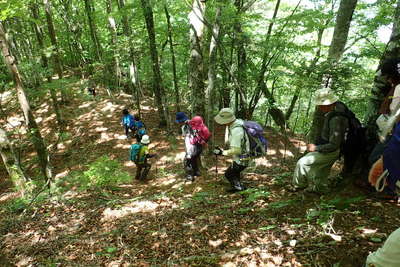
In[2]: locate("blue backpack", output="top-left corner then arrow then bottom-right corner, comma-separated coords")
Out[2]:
130,144 -> 143,163
242,121 -> 268,158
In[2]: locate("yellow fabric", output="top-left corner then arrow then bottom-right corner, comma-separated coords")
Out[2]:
137,145 -> 149,163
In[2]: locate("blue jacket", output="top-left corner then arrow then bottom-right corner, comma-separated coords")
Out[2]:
383,122 -> 400,191
122,114 -> 135,127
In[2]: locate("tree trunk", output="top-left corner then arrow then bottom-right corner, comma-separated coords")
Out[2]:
59,0 -> 86,68
117,0 -> 142,115
165,5 -> 180,113
0,128 -> 28,195
106,0 -> 122,89
365,0 -> 400,136
206,6 -> 221,152
308,0 -> 358,143
31,3 -> 63,126
0,23 -> 52,185
84,0 -> 102,60
188,0 -> 206,116
43,0 -> 63,80
285,24 -> 327,124
140,0 -> 170,129
328,0 -> 359,62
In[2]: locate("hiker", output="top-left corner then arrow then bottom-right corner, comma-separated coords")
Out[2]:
368,119 -> 400,199
365,227 -> 400,267
369,58 -> 400,165
133,115 -> 146,143
213,108 -> 250,192
121,109 -> 135,138
87,87 -> 96,97
130,135 -> 155,181
175,112 -> 210,182
291,89 -> 349,193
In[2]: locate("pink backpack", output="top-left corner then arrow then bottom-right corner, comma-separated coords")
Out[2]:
189,116 -> 211,145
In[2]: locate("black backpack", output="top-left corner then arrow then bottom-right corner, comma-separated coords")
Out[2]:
327,102 -> 366,173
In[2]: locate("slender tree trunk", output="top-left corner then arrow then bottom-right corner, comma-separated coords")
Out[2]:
0,23 -> 52,185
140,0 -> 170,129
206,6 -> 221,152
0,128 -> 28,195
285,24 -> 327,123
165,5 -> 180,113
308,0 -> 358,143
31,3 -> 63,126
106,0 -> 122,89
116,0 -> 142,115
84,0 -> 102,60
59,0 -> 86,68
188,0 -> 206,116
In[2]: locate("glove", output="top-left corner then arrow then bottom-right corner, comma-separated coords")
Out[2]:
213,146 -> 223,156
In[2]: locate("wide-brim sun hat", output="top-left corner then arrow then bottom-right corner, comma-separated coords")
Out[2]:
175,112 -> 189,123
214,108 -> 236,125
314,89 -> 339,106
141,135 -> 150,144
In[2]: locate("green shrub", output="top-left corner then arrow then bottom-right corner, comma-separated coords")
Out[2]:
83,156 -> 131,188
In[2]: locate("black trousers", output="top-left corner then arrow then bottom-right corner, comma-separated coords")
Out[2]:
135,162 -> 151,180
124,125 -> 135,137
225,162 -> 247,190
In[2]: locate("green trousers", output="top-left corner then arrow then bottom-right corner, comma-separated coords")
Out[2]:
292,150 -> 340,192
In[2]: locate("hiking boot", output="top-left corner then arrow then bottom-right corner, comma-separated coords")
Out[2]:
185,175 -> 194,182
194,171 -> 201,177
285,184 -> 304,193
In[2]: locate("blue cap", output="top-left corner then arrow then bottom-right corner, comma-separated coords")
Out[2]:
175,112 -> 188,123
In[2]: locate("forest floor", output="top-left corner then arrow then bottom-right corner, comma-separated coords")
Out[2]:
0,78 -> 399,267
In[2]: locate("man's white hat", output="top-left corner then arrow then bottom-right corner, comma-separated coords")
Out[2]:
314,89 -> 338,106
141,135 -> 150,144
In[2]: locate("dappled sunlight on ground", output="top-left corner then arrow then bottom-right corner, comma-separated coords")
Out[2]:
2,83 -> 400,266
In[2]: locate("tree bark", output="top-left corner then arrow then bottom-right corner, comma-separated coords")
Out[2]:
308,0 -> 358,143
31,3 -> 63,126
188,0 -> 206,116
106,0 -> 122,89
165,5 -> 180,113
0,128 -> 28,195
0,23 -> 52,185
365,0 -> 400,135
84,0 -> 102,60
206,6 -> 221,152
140,0 -> 170,129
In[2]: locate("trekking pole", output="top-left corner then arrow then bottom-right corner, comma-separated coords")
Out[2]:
215,154 -> 218,179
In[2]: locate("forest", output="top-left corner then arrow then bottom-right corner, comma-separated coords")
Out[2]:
0,0 -> 400,266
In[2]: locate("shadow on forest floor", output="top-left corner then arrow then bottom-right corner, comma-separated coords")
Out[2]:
1,81 -> 400,266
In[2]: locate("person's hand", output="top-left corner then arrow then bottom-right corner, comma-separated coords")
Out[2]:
307,144 -> 317,152
213,146 -> 223,156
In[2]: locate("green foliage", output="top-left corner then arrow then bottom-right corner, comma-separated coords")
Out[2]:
81,156 -> 131,188
240,188 -> 270,204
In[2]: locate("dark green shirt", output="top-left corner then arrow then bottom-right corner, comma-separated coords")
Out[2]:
316,102 -> 349,153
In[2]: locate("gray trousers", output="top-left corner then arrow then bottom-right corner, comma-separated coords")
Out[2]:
292,150 -> 340,192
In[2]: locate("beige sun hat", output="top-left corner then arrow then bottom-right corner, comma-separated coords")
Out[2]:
314,89 -> 339,106
141,135 -> 150,144
214,108 -> 236,125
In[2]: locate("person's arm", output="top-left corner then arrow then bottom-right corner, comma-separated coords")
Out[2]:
390,85 -> 400,114
222,127 -> 243,156
316,116 -> 348,153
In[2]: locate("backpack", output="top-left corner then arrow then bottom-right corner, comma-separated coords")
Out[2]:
327,102 -> 366,172
189,116 -> 211,146
130,143 -> 144,163
241,121 -> 268,158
